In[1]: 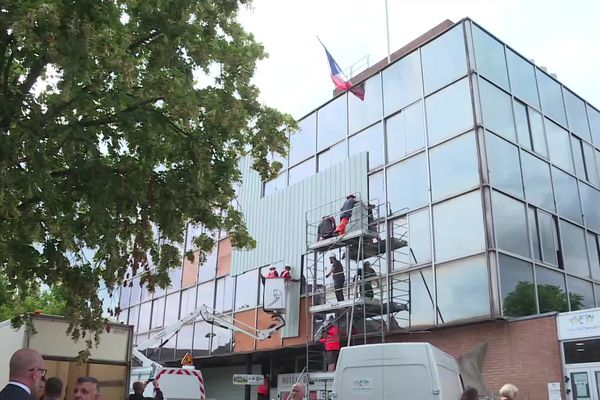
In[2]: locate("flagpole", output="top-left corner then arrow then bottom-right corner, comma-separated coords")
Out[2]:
384,0 -> 391,64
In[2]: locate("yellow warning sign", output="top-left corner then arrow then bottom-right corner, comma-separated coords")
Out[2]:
181,352 -> 193,366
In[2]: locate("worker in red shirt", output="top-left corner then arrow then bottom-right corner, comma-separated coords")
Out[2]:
320,317 -> 342,372
257,375 -> 270,400
266,266 -> 279,278
281,265 -> 292,281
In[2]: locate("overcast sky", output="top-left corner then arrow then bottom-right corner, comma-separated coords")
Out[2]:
239,0 -> 600,120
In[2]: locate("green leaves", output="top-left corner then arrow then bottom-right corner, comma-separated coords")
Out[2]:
0,0 -> 293,356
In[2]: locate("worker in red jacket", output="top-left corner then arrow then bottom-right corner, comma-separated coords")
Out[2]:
266,266 -> 279,278
281,265 -> 292,281
320,319 -> 342,372
257,376 -> 270,400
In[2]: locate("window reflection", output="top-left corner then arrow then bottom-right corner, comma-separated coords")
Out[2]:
514,101 -> 532,150
130,277 -> 141,305
529,109 -> 548,157
128,305 -> 139,331
571,136 -> 586,180
317,141 -> 346,172
479,78 -> 515,141
538,210 -> 560,267
433,191 -> 485,263
492,191 -> 530,258
383,51 -> 422,115
506,49 -> 540,109
421,25 -> 468,94
387,153 -> 428,213
564,89 -> 591,141
408,208 -> 431,265
199,243 -> 217,283
368,172 -> 385,204
567,276 -> 595,311
120,282 -> 131,308
521,151 -> 555,211
349,123 -> 384,170
193,322 -> 211,357
529,207 -> 542,262
215,276 -> 234,313
436,255 -> 490,323
552,168 -> 582,223
536,266 -> 568,313
537,71 -> 567,127
290,114 -> 316,166
426,77 -> 473,146
288,157 -> 316,185
234,269 -> 258,311
386,102 -> 425,163
582,143 -> 599,186
430,132 -> 479,201
391,268 -> 434,328
180,287 -> 197,318
560,220 -> 590,278
486,132 -> 523,198
151,297 -> 164,329
579,183 -> 600,233
587,233 -> 600,281
472,25 -> 509,90
138,301 -> 152,333
587,105 -> 600,146
211,324 -> 232,354
499,254 -> 536,317
349,75 -> 383,134
317,95 -> 347,152
164,293 -> 180,326
176,323 -> 193,356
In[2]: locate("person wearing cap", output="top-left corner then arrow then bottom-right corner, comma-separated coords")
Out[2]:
353,261 -> 378,299
320,316 -> 342,372
335,194 -> 357,236
326,254 -> 345,302
281,265 -> 292,281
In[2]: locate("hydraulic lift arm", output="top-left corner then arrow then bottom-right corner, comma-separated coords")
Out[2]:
199,305 -> 285,341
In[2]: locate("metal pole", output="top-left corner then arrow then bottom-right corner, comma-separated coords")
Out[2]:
384,0 -> 392,64
245,354 -> 251,400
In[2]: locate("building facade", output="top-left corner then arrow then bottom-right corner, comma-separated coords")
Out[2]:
118,18 -> 600,400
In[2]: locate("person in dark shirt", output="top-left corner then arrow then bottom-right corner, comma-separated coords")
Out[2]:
317,216 -> 337,240
326,254 -> 345,302
335,194 -> 357,235
128,381 -> 163,400
353,261 -> 378,299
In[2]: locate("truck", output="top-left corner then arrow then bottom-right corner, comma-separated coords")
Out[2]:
329,342 -> 463,400
0,313 -> 133,400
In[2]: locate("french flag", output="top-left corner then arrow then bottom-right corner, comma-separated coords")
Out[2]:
320,41 -> 365,101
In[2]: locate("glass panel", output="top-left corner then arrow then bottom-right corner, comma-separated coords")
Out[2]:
348,123 -> 384,170
479,78 -> 515,141
536,266 -> 568,313
521,151 -> 555,211
553,168 -> 582,223
234,269 -> 259,311
572,136 -> 586,180
386,102 -> 426,163
164,293 -> 180,326
486,132 -> 523,198
176,324 -> 193,351
138,301 -> 152,333
368,172 -> 385,204
196,281 -> 215,310
408,208 -> 431,265
588,104 -> 600,146
128,305 -> 139,331
514,101 -> 532,150
580,183 -> 600,233
211,324 -> 232,354
289,114 -> 316,166
433,191 -> 485,263
492,191 -> 530,257
130,277 -> 141,305
567,276 -> 595,311
529,207 -> 542,261
288,157 -> 316,185
391,216 -> 409,270
392,268 -> 434,328
425,77 -> 473,146
215,276 -> 233,313
349,75 -> 383,134
317,95 -> 347,152
167,267 -> 182,294
185,223 -> 203,252
430,132 -> 479,201
537,71 -> 567,127
387,153 -> 428,213
192,322 -> 211,357
436,255 -> 490,323
264,172 -> 287,196
472,25 -> 509,90
539,211 -> 559,266
564,340 -> 600,364
317,141 -> 346,172
421,25 -> 468,94
199,244 -> 217,283
529,109 -> 547,157
120,282 -> 131,308
383,51 -> 422,115
583,143 -> 599,186
564,89 -> 591,141
182,251 -> 199,288
150,297 -> 165,329
560,220 -> 590,278
587,233 -> 600,281
499,254 -> 536,317
180,287 -> 197,318
506,49 -> 540,109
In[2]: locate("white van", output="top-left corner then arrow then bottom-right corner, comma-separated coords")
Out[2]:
330,343 -> 463,400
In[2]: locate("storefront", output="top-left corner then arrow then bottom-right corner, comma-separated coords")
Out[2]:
558,308 -> 600,400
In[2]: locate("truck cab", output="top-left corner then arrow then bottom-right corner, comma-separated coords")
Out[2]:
330,343 -> 463,400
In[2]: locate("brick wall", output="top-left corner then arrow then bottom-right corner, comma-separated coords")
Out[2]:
388,315 -> 563,400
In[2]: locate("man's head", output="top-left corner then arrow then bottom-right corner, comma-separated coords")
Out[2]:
45,377 -> 63,399
363,261 -> 371,268
8,349 -> 46,390
346,194 -> 356,199
290,383 -> 305,399
74,376 -> 100,400
284,265 -> 291,271
269,266 -> 276,271
329,253 -> 336,262
132,381 -> 146,394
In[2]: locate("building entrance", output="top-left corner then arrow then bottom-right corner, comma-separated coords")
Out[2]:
566,367 -> 600,400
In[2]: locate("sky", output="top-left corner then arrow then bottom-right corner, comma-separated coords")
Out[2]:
238,0 -> 600,120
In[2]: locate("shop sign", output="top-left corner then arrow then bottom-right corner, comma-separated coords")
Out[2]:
557,307 -> 600,340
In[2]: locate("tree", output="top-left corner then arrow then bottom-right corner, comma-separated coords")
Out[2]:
503,281 -> 584,317
0,1 -> 294,354
0,277 -> 68,322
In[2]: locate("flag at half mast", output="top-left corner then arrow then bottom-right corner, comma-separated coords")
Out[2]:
319,39 -> 365,101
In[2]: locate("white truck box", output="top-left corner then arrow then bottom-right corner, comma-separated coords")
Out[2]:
330,342 -> 463,400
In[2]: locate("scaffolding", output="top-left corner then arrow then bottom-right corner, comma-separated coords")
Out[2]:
301,194 -> 412,378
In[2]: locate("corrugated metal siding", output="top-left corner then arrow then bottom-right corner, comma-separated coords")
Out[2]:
233,153 -> 368,338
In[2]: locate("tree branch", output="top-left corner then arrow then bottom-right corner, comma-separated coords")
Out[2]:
76,97 -> 163,127
128,30 -> 162,52
19,57 -> 48,96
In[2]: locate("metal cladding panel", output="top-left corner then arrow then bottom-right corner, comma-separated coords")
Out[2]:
232,153 -> 368,278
